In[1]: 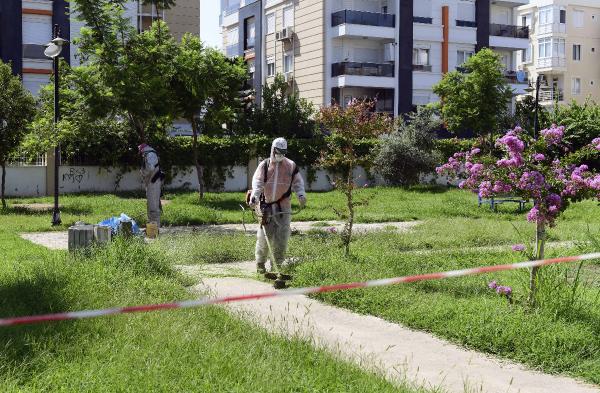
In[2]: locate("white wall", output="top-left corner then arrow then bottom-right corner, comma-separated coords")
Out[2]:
4,167 -> 46,197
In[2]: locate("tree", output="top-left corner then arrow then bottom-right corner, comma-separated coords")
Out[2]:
72,0 -> 178,142
0,62 -> 36,208
438,125 -> 600,305
172,34 -> 247,198
374,106 -> 442,185
514,95 -> 550,136
433,48 -> 513,143
251,75 -> 317,139
318,99 -> 392,256
551,99 -> 600,152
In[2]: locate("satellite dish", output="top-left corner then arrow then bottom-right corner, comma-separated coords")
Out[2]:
516,70 -> 527,83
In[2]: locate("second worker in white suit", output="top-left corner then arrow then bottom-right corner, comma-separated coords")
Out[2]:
250,137 -> 306,289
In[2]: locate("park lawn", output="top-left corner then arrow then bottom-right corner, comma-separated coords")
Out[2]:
0,219 -> 420,391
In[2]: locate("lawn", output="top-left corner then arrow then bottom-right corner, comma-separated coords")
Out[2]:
3,186 -> 600,388
0,197 -> 423,391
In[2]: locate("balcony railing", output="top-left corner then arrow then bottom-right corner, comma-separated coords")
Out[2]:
332,10 -> 395,28
412,64 -> 432,72
537,57 -> 566,69
413,16 -> 433,24
456,20 -> 477,27
332,62 -> 395,77
490,23 -> 529,39
539,89 -> 564,102
504,70 -> 528,84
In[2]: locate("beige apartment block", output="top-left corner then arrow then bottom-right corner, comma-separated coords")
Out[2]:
518,0 -> 600,106
164,0 -> 201,41
264,0 -> 326,107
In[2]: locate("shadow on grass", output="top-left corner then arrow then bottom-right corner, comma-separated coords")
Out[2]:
2,205 -> 94,216
0,274 -> 78,369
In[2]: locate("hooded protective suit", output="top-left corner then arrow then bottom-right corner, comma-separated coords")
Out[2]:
251,138 -> 306,274
140,145 -> 162,227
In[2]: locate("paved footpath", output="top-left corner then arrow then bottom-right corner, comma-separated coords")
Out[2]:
181,262 -> 600,393
20,221 -> 421,250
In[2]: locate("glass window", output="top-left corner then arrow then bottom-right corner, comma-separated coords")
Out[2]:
457,50 -> 474,65
245,17 -> 256,50
138,2 -> 164,32
283,52 -> 293,73
560,9 -> 566,24
413,48 -> 430,65
248,59 -> 255,80
572,78 -> 581,94
266,13 -> 275,35
227,27 -> 239,45
283,6 -> 294,28
573,44 -> 581,60
267,58 -> 275,76
538,7 -> 552,25
522,44 -> 532,63
538,38 -> 564,58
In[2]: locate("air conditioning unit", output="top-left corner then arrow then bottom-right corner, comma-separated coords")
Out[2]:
384,43 -> 395,62
276,27 -> 294,41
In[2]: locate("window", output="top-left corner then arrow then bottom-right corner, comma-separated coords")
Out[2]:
573,44 -> 581,60
560,9 -> 566,24
457,50 -> 474,65
283,52 -> 293,73
538,6 -> 552,25
521,14 -> 532,28
413,48 -> 430,65
226,27 -> 239,45
538,38 -> 565,58
573,10 -> 584,27
138,2 -> 164,32
572,78 -> 581,95
457,1 -> 475,22
244,17 -> 256,50
283,6 -> 294,28
522,44 -> 533,63
266,13 -> 275,35
267,58 -> 275,76
248,60 -> 255,80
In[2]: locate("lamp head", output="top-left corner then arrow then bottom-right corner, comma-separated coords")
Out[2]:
44,37 -> 69,58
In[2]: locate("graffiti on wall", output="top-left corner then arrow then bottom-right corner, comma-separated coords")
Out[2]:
62,167 -> 87,184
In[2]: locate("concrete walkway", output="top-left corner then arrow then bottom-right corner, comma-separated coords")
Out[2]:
180,263 -> 600,393
20,221 -> 421,250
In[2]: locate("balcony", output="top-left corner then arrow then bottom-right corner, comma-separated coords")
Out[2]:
504,70 -> 527,84
413,64 -> 432,72
539,89 -> 564,102
331,62 -> 396,89
413,16 -> 433,24
537,57 -> 566,70
456,20 -> 477,28
490,24 -> 529,39
332,10 -> 395,28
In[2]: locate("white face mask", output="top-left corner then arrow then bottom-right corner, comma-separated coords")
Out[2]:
273,153 -> 285,163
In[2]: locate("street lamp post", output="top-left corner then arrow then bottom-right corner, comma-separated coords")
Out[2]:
44,25 -> 68,226
525,74 -> 544,139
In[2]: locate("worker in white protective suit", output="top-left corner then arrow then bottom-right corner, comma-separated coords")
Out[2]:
249,137 -> 306,289
139,143 -> 164,228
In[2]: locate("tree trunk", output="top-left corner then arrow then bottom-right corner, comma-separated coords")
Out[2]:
344,171 -> 354,257
190,118 -> 204,199
1,161 -> 6,209
529,220 -> 546,306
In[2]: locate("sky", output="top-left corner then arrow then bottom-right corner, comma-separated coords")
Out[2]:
200,0 -> 222,49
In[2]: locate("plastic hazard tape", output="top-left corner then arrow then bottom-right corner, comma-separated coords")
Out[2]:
1,253 -> 599,327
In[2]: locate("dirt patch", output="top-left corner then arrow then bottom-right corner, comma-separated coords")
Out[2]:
11,203 -> 60,212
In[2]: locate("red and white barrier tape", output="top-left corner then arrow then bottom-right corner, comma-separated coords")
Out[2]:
1,252 -> 599,327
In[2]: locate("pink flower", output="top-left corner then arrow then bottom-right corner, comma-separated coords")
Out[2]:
527,206 -> 540,223
478,181 -> 493,198
512,244 -> 525,252
488,281 -> 498,290
327,227 -> 338,234
533,153 -> 545,161
541,124 -> 564,145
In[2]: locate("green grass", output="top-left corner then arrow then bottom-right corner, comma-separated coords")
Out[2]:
0,214 -> 419,391
4,186 -> 600,389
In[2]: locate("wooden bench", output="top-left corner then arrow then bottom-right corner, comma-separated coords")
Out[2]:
478,195 -> 529,212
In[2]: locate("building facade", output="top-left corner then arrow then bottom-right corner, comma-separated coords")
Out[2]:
221,0 -> 530,116
0,0 -> 200,95
517,0 -> 600,106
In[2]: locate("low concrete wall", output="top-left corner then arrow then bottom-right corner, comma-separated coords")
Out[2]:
4,164 -> 455,197
4,166 -> 46,197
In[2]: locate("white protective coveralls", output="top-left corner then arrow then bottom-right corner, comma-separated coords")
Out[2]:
140,145 -> 163,227
251,138 -> 306,273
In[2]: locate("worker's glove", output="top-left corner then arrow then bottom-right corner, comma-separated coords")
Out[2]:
298,195 -> 307,209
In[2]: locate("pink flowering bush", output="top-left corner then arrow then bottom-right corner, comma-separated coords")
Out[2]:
437,125 -> 600,303
437,125 -> 600,227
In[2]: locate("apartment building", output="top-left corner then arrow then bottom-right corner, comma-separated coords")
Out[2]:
517,0 -> 600,106
0,0 -> 200,95
221,0 -> 529,116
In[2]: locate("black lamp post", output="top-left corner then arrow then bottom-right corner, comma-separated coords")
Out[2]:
44,25 -> 69,226
525,74 -> 544,139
